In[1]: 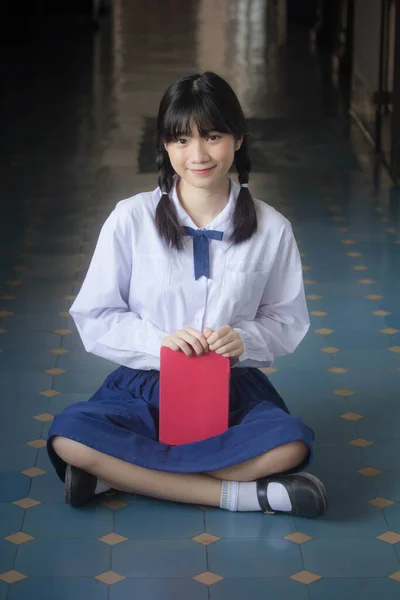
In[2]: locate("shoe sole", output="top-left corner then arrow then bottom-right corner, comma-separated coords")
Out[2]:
64,464 -> 97,506
298,472 -> 329,516
64,464 -> 73,505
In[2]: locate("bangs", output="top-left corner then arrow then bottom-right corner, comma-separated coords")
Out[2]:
161,95 -> 233,142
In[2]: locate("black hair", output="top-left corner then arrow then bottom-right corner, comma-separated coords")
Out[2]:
155,72 -> 257,251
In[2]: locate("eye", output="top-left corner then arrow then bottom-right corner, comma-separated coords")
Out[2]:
176,138 -> 187,145
207,134 -> 221,142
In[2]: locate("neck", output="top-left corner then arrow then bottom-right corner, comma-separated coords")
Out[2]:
177,177 -> 230,228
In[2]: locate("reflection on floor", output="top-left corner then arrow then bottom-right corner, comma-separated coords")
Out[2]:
1,1 -> 400,599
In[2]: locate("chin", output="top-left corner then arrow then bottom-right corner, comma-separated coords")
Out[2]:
187,172 -> 228,188
189,178 -> 216,188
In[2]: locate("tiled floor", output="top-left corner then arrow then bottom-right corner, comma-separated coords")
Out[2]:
1,1 -> 400,599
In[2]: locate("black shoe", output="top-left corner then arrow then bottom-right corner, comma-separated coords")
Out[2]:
257,472 -> 328,518
64,464 -> 97,506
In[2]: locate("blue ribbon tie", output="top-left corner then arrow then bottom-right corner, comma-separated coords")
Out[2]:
183,226 -> 224,280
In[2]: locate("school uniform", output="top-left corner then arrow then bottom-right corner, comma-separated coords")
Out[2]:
47,178 -> 314,481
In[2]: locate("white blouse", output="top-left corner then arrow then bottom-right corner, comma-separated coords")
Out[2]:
70,179 -> 310,371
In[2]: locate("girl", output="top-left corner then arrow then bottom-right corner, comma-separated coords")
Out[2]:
48,72 -> 328,518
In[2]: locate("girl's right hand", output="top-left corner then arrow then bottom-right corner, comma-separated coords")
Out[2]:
161,328 -> 209,357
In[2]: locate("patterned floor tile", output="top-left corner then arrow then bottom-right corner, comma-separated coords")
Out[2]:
0,350 -> 56,371
35,448 -> 54,471
0,539 -> 17,573
383,503 -> 400,531
207,538 -> 302,578
2,314 -> 65,335
57,352 -> 115,373
270,368 -> 339,393
0,394 -> 48,419
38,421 -> 53,438
362,442 -> 400,470
357,413 -> 400,442
295,502 -> 388,538
52,370 -> 113,394
308,577 -> 400,600
0,418 -> 43,444
0,503 -> 24,538
374,471 -> 400,503
302,538 -> 399,577
331,349 -> 400,373
15,539 -> 110,577
7,577 -> 109,600
0,473 -> 31,503
62,334 -> 98,353
0,444 -> 37,472
204,507 -> 296,538
310,443 -> 366,473
305,468 -> 378,504
0,373 -> 52,402
343,387 -> 400,415
112,540 -> 206,577
0,582 -> 7,600
22,503 -> 113,539
293,402 -> 358,444
109,578 -> 209,600
27,472 -> 64,503
277,353 -> 334,371
114,501 -> 205,539
0,332 -> 60,353
209,578 -> 309,599
316,328 -> 390,351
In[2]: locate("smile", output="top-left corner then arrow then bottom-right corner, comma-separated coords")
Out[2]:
190,166 -> 216,176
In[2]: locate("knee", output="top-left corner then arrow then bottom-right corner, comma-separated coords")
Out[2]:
52,436 -> 97,472
256,440 -> 309,478
285,440 -> 309,463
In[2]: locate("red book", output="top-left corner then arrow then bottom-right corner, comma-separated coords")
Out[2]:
159,347 -> 231,445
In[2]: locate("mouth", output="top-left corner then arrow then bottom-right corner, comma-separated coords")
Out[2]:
190,166 -> 216,176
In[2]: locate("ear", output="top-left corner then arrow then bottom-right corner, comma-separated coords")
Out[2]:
235,136 -> 243,151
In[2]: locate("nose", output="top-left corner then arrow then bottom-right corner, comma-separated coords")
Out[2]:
191,139 -> 210,163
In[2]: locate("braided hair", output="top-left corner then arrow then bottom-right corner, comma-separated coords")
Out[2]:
155,72 -> 257,251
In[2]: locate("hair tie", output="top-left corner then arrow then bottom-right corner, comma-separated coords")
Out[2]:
241,183 -> 249,188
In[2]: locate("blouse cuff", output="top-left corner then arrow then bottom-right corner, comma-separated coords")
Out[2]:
97,316 -> 168,358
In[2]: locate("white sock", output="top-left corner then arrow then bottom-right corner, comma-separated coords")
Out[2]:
95,479 -> 112,495
220,480 -> 292,512
237,482 -> 263,511
267,482 -> 292,512
220,480 -> 241,511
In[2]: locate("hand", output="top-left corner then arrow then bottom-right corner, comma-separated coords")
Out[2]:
161,328 -> 209,357
203,326 -> 244,358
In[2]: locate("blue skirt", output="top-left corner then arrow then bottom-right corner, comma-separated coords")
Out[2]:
47,366 -> 314,482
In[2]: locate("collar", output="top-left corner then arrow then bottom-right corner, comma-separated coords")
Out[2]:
155,176 -> 240,252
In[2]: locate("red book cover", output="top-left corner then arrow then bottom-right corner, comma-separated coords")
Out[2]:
159,347 -> 231,445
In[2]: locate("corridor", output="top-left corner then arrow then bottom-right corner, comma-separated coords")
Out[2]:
1,1 -> 400,598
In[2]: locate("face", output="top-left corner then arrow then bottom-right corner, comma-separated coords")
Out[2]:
164,124 -> 242,191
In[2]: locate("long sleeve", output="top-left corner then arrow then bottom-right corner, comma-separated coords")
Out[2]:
70,204 -> 168,370
233,225 -> 310,368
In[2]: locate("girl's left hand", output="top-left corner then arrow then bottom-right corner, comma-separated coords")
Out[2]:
203,326 -> 244,358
